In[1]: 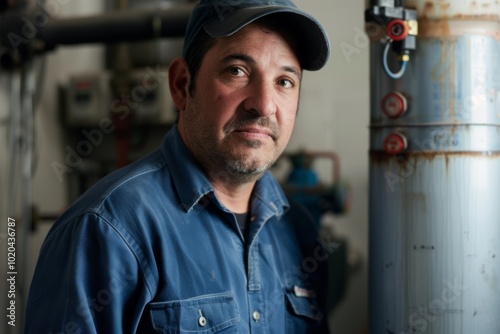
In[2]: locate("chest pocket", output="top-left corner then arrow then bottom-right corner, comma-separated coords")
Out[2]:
285,286 -> 323,333
149,291 -> 240,334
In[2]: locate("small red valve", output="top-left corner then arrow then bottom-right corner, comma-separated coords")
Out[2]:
381,91 -> 407,119
387,19 -> 408,41
383,133 -> 408,155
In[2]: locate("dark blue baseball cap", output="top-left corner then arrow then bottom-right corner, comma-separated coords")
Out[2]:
183,0 -> 330,71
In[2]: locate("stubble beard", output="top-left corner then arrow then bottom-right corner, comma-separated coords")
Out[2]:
189,114 -> 282,185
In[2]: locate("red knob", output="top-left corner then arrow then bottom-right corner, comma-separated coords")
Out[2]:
387,20 -> 408,41
383,133 -> 408,155
381,91 -> 407,119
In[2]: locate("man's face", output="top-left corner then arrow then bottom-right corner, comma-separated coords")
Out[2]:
177,22 -> 301,182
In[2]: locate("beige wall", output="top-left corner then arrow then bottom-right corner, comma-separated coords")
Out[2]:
2,1 -> 370,333
292,1 -> 370,333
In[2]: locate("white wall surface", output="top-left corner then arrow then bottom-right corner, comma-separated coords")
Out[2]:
1,1 -> 371,333
292,1 -> 370,333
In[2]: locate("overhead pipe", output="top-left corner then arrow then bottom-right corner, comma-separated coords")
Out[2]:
0,4 -> 193,53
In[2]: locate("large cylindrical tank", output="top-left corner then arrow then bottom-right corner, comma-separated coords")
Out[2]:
369,1 -> 500,333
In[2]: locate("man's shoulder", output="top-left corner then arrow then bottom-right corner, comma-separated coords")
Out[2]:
56,149 -> 174,226
89,150 -> 168,201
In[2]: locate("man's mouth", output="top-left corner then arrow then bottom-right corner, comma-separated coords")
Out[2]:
234,127 -> 275,140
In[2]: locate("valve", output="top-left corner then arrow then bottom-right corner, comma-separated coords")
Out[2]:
383,132 -> 408,155
381,91 -> 407,119
386,19 -> 408,42
365,0 -> 418,79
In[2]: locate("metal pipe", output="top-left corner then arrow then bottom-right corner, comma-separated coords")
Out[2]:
18,59 -> 35,333
1,4 -> 193,52
3,68 -> 21,334
39,5 -> 192,50
368,0 -> 500,333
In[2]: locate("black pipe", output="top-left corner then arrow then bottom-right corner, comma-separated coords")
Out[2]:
1,4 -> 193,53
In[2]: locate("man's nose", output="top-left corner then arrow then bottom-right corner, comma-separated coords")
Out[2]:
243,77 -> 277,117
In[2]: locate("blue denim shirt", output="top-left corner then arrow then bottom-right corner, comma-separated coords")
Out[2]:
25,126 -> 330,333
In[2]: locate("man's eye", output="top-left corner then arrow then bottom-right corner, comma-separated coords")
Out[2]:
278,78 -> 293,88
228,67 -> 244,76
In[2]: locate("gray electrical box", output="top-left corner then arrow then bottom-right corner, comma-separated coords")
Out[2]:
64,73 -> 111,127
62,68 -> 176,127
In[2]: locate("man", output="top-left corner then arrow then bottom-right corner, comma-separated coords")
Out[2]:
25,0 -> 331,333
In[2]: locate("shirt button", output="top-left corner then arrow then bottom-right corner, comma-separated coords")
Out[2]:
252,310 -> 261,322
198,310 -> 207,327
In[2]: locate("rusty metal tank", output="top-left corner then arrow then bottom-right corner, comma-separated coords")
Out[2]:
368,1 -> 500,333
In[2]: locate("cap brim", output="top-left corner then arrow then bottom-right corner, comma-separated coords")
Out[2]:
204,7 -> 330,71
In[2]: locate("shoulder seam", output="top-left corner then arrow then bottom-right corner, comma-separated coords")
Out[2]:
43,211 -> 156,299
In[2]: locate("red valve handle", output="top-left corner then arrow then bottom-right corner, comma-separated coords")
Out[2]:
387,19 -> 408,42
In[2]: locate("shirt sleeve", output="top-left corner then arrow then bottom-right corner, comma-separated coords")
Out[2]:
25,212 -> 152,334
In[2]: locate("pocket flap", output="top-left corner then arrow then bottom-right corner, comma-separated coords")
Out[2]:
285,287 -> 323,321
150,292 -> 239,333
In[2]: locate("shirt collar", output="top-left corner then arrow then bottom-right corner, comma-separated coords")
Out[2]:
252,172 -> 290,218
161,126 -> 214,212
161,126 -> 289,217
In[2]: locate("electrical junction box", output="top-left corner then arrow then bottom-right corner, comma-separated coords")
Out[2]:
126,68 -> 176,125
62,68 -> 176,127
64,73 -> 111,127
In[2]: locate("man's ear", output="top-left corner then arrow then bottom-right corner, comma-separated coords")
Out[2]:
168,57 -> 191,111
